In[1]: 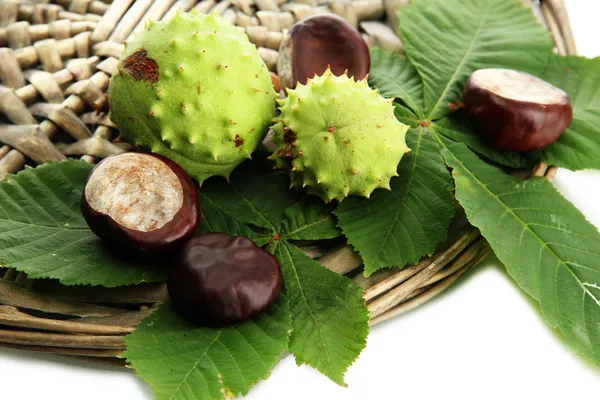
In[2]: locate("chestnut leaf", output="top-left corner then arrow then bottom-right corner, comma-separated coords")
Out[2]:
0,160 -> 166,287
399,0 -> 553,121
200,167 -> 297,233
433,114 -> 540,169
279,199 -> 340,241
273,242 -> 368,385
199,165 -> 368,385
369,48 -> 424,118
200,164 -> 340,243
539,55 -> 600,171
123,297 -> 291,400
198,193 -> 271,246
441,139 -> 600,366
355,0 -> 559,273
393,103 -> 421,128
335,125 -> 455,275
358,0 -> 600,370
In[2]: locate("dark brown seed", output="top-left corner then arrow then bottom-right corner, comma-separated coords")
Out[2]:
463,68 -> 573,152
278,14 -> 370,88
168,233 -> 283,327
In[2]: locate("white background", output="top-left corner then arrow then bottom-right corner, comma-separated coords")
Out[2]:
1,1 -> 600,399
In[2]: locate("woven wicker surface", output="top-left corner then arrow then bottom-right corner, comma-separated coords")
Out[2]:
0,0 -> 577,365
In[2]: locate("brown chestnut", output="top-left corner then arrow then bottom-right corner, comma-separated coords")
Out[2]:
167,233 -> 283,327
81,152 -> 200,254
463,68 -> 573,152
278,14 -> 370,88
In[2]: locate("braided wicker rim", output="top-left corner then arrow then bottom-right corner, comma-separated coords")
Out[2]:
0,0 -> 577,366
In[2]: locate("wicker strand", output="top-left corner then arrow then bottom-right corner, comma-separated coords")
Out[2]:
127,0 -> 177,41
0,279 -> 123,318
0,19 -> 97,49
0,306 -> 134,336
0,342 -> 124,359
107,0 -> 154,43
0,3 -> 19,28
90,0 -> 136,44
0,48 -> 25,88
545,0 -> 576,54
0,55 -> 108,177
370,248 -> 490,326
14,32 -> 92,69
367,229 -> 481,318
0,329 -> 126,350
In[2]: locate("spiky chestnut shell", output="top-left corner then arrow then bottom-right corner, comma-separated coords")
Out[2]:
108,11 -> 277,184
270,69 -> 410,202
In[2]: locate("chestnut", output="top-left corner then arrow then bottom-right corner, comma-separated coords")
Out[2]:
278,14 -> 370,88
81,152 -> 200,254
167,233 -> 283,327
463,68 -> 573,152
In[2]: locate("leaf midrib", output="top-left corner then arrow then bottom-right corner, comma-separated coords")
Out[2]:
168,331 -> 223,400
425,5 -> 490,120
279,243 -> 334,375
230,185 -> 278,232
439,136 -> 597,303
281,215 -> 334,240
372,70 -> 422,118
395,109 -> 421,127
366,127 -> 424,270
0,217 -> 87,230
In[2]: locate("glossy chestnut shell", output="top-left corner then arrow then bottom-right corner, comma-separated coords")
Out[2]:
278,14 -> 370,88
168,233 -> 283,327
463,68 -> 573,152
81,152 -> 200,254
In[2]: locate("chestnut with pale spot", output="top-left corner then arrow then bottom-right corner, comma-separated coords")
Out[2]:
81,152 -> 200,254
168,233 -> 283,327
463,68 -> 573,152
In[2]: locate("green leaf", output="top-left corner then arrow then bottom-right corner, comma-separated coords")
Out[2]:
441,140 -> 600,364
369,48 -> 424,118
280,198 -> 341,241
199,163 -> 369,384
399,0 -> 553,121
0,161 -> 166,287
123,299 -> 291,400
540,55 -> 600,170
197,193 -> 271,247
200,166 -> 297,232
394,103 -> 421,128
200,174 -> 341,243
335,127 -> 454,275
274,242 -> 369,385
434,114 -> 539,169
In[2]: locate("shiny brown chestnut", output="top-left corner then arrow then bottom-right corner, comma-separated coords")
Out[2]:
278,14 -> 370,88
168,233 -> 282,327
81,152 -> 200,254
463,68 -> 573,152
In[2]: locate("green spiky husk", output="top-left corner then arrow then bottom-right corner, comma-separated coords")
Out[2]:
108,10 -> 277,184
270,69 -> 410,202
